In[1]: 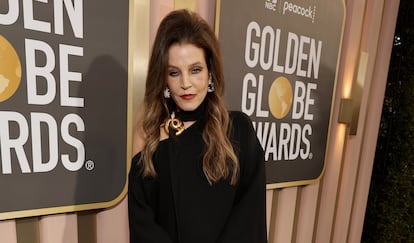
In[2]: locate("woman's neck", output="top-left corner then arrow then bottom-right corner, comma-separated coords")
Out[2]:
175,98 -> 207,122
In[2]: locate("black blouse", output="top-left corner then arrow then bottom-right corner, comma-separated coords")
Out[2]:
128,111 -> 267,243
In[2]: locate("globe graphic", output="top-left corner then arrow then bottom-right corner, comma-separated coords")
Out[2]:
268,76 -> 293,119
0,35 -> 22,102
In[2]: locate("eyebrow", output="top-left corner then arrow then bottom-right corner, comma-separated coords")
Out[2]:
167,61 -> 205,69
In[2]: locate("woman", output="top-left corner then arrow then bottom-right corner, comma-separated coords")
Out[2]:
128,9 -> 267,243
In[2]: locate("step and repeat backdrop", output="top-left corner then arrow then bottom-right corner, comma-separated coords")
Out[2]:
218,0 -> 345,188
0,0 -> 345,220
0,0 -> 130,220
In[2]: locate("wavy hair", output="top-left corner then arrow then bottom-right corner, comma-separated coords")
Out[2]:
139,9 -> 239,185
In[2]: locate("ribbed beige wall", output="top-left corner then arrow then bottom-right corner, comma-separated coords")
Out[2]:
0,0 -> 400,242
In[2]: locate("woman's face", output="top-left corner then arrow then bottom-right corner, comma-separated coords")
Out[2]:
166,43 -> 209,111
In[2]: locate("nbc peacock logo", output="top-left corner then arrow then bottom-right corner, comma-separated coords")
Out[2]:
0,35 -> 21,102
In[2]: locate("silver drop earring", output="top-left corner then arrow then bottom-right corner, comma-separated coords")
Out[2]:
208,75 -> 215,93
164,87 -> 171,98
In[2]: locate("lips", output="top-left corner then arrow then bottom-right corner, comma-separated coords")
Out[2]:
180,94 -> 195,100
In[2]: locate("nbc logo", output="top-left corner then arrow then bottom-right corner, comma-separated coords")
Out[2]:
265,0 -> 278,11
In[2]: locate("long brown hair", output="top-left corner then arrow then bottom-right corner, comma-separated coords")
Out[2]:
139,9 -> 239,185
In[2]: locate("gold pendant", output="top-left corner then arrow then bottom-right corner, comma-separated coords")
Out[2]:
164,112 -> 184,136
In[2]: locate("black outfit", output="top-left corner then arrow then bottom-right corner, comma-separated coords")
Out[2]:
128,111 -> 267,243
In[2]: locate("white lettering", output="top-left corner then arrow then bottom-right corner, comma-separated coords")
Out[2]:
272,28 -> 284,73
54,0 -> 84,38
0,111 -> 31,174
283,1 -> 315,22
241,73 -> 269,117
241,73 -> 256,116
304,83 -> 317,120
0,0 -> 19,25
61,113 -> 85,171
285,32 -> 298,75
31,112 -> 59,172
300,124 -> 312,159
288,123 -> 301,159
60,44 -> 84,107
265,122 -> 277,161
297,36 -> 310,77
244,22 -> 322,79
0,112 -> 86,174
253,121 -> 312,161
260,26 -> 275,70
26,40 -> 84,107
292,81 -> 305,119
23,0 -> 51,33
264,1 -> 277,11
308,39 -> 322,79
245,21 -> 260,68
278,123 -> 290,160
292,81 -> 316,120
1,0 -> 84,38
25,39 -> 56,105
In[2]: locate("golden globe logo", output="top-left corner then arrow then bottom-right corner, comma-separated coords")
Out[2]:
268,77 -> 292,119
0,35 -> 21,102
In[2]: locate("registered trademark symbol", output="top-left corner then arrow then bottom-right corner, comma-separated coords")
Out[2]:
85,160 -> 95,171
308,153 -> 313,160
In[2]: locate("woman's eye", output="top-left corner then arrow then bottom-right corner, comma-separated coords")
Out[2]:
168,70 -> 179,77
191,67 -> 202,74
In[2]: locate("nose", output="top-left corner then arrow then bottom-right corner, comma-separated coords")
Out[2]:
180,73 -> 192,90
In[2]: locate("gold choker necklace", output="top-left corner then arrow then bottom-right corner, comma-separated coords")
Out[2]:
164,112 -> 185,136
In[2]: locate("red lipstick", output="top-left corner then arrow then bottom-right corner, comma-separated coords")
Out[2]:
180,94 -> 195,100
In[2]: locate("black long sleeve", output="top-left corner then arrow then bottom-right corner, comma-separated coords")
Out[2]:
128,155 -> 173,243
128,111 -> 267,243
216,111 -> 267,243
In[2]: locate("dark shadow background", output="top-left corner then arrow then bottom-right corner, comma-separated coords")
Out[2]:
362,0 -> 414,242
